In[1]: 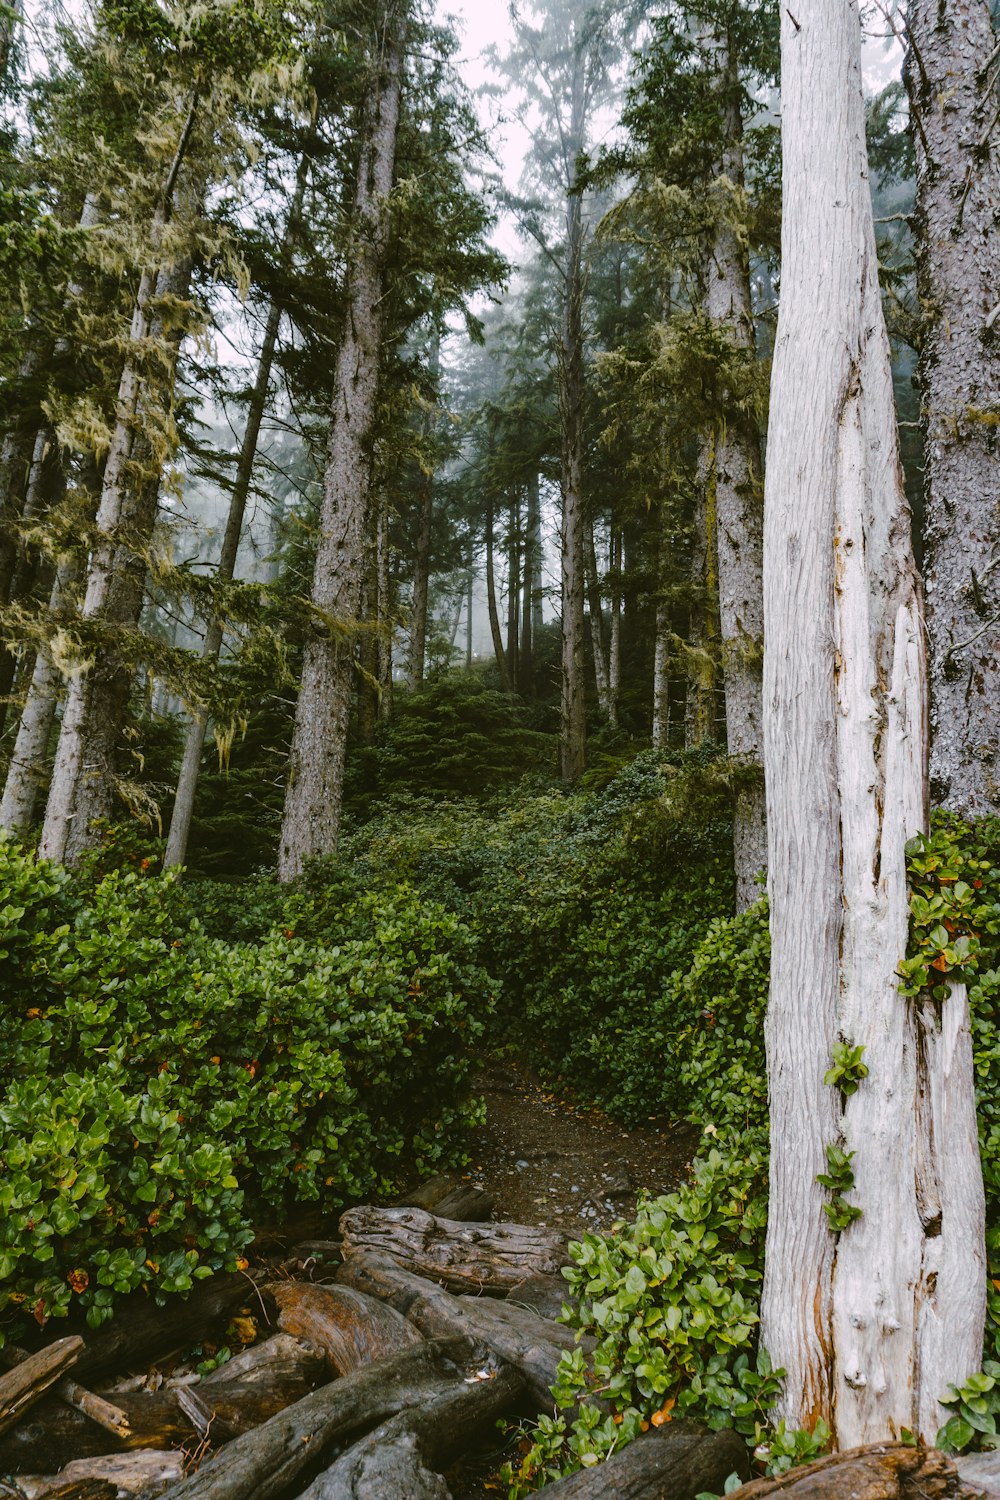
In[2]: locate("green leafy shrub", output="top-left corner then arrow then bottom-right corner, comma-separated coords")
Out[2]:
0,840 -> 492,1342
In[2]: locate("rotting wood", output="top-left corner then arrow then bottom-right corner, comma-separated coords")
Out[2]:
537,1423 -> 749,1498
296,1356 -> 523,1499
153,1337 -> 491,1500
730,1442 -> 968,1497
263,1281 -> 422,1375
15,1449 -> 185,1498
339,1205 -> 567,1293
396,1176 -> 496,1223
505,1273 -> 576,1323
0,1345 -> 130,1440
73,1273 -> 254,1383
0,1338 -> 83,1437
335,1250 -> 588,1411
199,1334 -> 325,1391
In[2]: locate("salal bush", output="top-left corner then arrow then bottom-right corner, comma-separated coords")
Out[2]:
0,841 -> 491,1341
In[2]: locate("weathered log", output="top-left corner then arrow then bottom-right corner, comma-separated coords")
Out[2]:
17,1483 -> 115,1500
73,1274 -> 256,1382
0,1373 -> 319,1470
0,1338 -> 83,1437
335,1250 -> 588,1411
200,1333 -> 325,1391
506,1274 -> 576,1323
16,1450 -> 185,1498
956,1450 -> 1000,1497
730,1443 -> 966,1497
263,1281 -> 422,1375
155,1337 -> 492,1500
339,1206 -> 567,1293
538,1424 -> 750,1497
397,1176 -> 496,1223
297,1357 -> 524,1499
0,1345 -> 131,1440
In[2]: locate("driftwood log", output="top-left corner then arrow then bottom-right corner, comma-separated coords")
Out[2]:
538,1423 -> 750,1498
16,1449 -> 186,1498
956,1450 -> 1000,1496
263,1281 -> 422,1375
297,1358 -> 524,1499
506,1273 -> 577,1323
339,1206 -> 567,1293
0,1338 -> 324,1470
335,1250 -> 589,1410
0,1337 -> 83,1437
730,1443 -> 968,1498
1,1345 -> 130,1440
154,1337 -> 501,1500
73,1274 -> 256,1383
396,1175 -> 496,1223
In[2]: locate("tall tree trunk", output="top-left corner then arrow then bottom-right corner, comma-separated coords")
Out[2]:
356,534 -> 380,747
760,0 -> 984,1446
702,26 -> 766,908
485,489 -> 512,691
506,492 -> 520,689
0,428 -> 63,740
652,517 -> 672,751
164,149 -> 310,869
465,562 -> 473,669
519,496 -> 534,697
585,522 -> 612,723
408,335 -> 439,692
277,7 -> 405,880
685,438 -> 718,747
0,0 -> 22,83
905,0 -> 1000,818
39,105 -> 199,864
376,499 -> 392,721
608,528 -> 621,724
528,474 -> 543,642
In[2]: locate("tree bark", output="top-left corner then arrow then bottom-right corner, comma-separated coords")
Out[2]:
338,1206 -> 567,1292
264,1281 -> 423,1375
0,1338 -> 82,1438
408,335 -> 439,692
904,0 -> 1000,819
164,148 -> 310,870
760,0 -> 985,1445
559,142 -> 588,781
538,1425 -> 749,1499
730,1442 -> 966,1498
506,492 -> 520,690
701,26 -> 767,908
485,487 -> 512,691
376,499 -> 392,720
15,1451 -> 185,1499
685,436 -> 718,748
608,528 -> 621,721
586,522 -> 612,724
277,9 -> 404,878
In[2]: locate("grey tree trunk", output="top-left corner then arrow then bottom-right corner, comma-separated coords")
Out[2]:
685,439 -> 718,748
905,0 -> 1000,818
164,151 -> 310,869
652,518 -> 672,750
585,522 -> 612,723
506,493 -> 520,687
485,488 -> 512,692
376,500 -> 392,721
277,7 -> 405,879
465,563 -> 473,669
559,186 -> 587,779
529,474 -> 544,642
407,336 -> 439,692
702,27 -> 766,908
608,528 -> 621,721
760,0 -> 985,1444
519,498 -> 534,696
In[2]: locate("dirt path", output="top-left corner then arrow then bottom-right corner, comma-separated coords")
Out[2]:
464,1054 -> 700,1239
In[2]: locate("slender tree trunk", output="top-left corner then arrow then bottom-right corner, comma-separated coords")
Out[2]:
506,493 -> 520,689
0,428 -> 63,740
164,151 -> 310,869
652,517 -> 672,750
519,498 -> 534,697
905,0 -> 1000,818
0,0 -> 22,82
408,336 -> 439,692
356,537 -> 379,747
465,563 -> 473,669
702,26 -> 767,907
376,500 -> 392,721
585,522 -> 612,723
760,0 -> 984,1445
685,437 -> 718,747
277,7 -> 405,879
528,474 -> 543,642
485,489 -> 512,691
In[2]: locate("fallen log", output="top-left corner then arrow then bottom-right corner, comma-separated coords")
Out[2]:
16,1483 -> 115,1500
506,1274 -> 576,1322
154,1337 -> 494,1500
956,1450 -> 1000,1497
335,1250 -> 589,1411
537,1424 -> 750,1498
263,1282 -> 422,1375
339,1206 -> 567,1293
0,1338 -> 83,1438
1,1345 -> 130,1440
730,1443 -> 966,1497
73,1274 -> 257,1383
16,1450 -> 185,1498
397,1176 -> 496,1223
297,1357 -> 524,1500
0,1362 -> 321,1471
200,1333 -> 326,1391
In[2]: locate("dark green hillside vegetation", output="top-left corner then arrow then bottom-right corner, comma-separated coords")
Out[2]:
0,840 -> 491,1341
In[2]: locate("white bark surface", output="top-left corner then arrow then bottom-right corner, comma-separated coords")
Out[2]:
905,0 -> 1000,818
761,0 -> 984,1444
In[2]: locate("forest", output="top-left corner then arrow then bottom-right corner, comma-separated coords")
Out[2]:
0,0 -> 999,1495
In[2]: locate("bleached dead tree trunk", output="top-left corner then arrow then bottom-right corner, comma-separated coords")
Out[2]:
277,4 -> 405,879
904,0 -> 1000,818
701,25 -> 766,909
760,0 -> 984,1446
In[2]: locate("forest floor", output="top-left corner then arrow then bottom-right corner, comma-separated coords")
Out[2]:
444,1054 -> 700,1496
